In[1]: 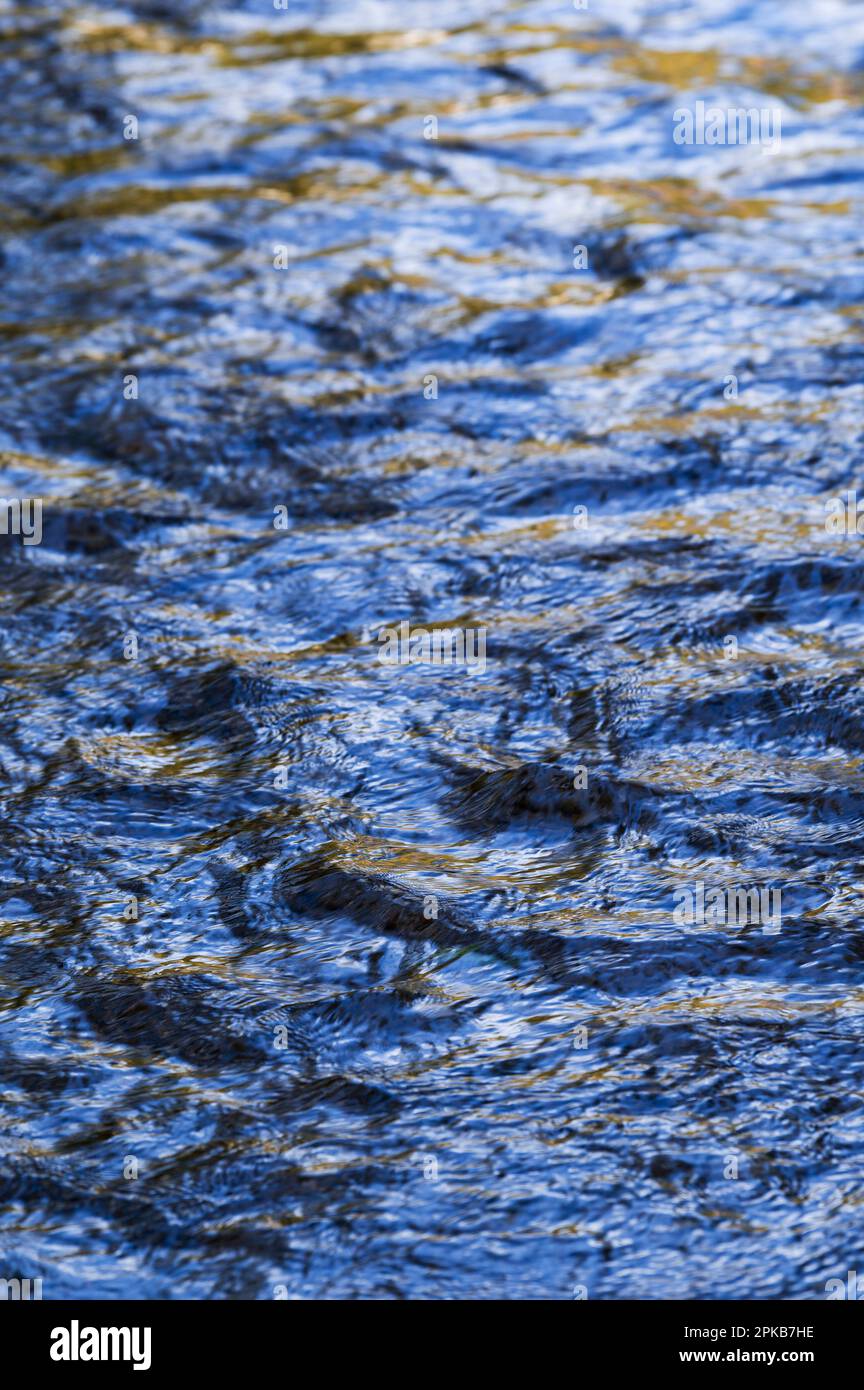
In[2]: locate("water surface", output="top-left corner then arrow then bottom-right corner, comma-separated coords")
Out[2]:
1,0 -> 864,1299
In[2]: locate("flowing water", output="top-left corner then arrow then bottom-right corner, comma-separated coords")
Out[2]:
1,0 -> 863,1299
